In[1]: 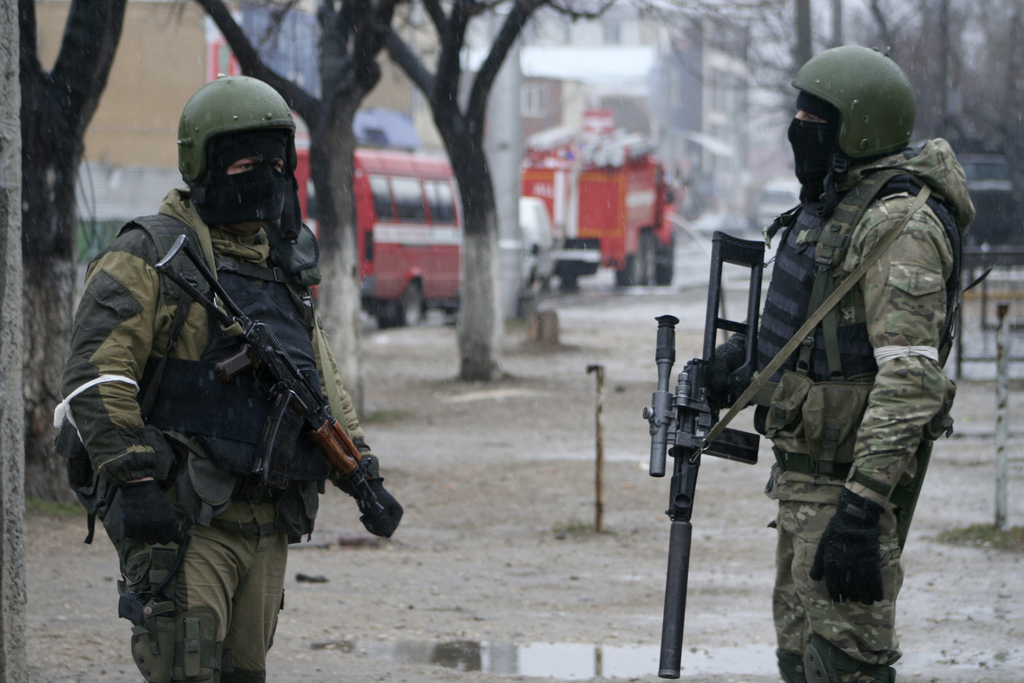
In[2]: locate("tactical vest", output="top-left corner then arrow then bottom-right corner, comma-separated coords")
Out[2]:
129,215 -> 331,482
757,170 -> 962,385
753,169 -> 962,466
757,205 -> 877,383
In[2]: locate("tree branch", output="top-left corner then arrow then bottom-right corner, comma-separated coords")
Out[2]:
423,0 -> 449,37
467,0 -> 534,123
431,0 -> 469,114
353,0 -> 399,90
546,0 -> 614,22
386,31 -> 435,96
869,0 -> 892,51
49,0 -> 129,137
17,0 -> 42,83
194,0 -> 320,125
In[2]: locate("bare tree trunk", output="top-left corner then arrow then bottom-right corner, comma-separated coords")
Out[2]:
19,91 -> 80,504
21,260 -> 76,501
0,0 -> 27,673
459,226 -> 502,380
19,0 -> 127,501
314,102 -> 364,412
448,141 -> 502,381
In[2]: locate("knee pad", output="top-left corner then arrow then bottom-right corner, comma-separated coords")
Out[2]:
803,635 -> 895,683
778,649 -> 808,683
130,606 -> 226,682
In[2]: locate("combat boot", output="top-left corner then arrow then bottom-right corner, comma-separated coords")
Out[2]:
778,649 -> 807,683
803,635 -> 896,683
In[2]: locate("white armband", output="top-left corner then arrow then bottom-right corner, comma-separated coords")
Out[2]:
873,345 -> 939,365
53,375 -> 140,438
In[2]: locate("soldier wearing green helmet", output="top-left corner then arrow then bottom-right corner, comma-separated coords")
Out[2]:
707,47 -> 974,682
55,75 -> 403,682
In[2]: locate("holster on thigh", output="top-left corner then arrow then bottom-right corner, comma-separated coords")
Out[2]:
130,606 -> 227,682
803,635 -> 895,683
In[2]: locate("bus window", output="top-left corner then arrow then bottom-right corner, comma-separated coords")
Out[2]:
424,180 -> 456,224
369,175 -> 393,221
392,176 -> 426,223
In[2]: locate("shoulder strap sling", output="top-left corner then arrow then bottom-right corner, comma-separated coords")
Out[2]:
701,185 -> 932,453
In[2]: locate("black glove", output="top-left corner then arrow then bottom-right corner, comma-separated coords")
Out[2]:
809,488 -> 885,604
708,333 -> 747,407
335,456 -> 403,538
119,480 -> 183,546
355,477 -> 403,538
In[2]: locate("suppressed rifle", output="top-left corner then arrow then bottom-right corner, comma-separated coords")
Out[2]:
642,231 -> 764,679
154,234 -> 382,514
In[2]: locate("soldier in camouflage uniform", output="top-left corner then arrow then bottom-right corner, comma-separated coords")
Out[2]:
54,76 -> 403,683
712,47 -> 973,683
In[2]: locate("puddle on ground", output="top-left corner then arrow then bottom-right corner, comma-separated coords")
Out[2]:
311,638 -> 1024,679
310,639 -> 778,678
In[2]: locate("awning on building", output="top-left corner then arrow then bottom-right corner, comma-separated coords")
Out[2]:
354,108 -> 421,149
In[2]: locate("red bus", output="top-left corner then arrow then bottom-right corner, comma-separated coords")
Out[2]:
294,146 -> 462,327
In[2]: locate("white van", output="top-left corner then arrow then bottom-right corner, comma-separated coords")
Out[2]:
518,196 -> 556,286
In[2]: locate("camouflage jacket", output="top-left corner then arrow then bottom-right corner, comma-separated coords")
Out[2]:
768,139 -> 975,507
60,189 -> 371,487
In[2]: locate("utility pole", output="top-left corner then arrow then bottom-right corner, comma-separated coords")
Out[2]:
484,12 -> 523,321
0,0 -> 27,676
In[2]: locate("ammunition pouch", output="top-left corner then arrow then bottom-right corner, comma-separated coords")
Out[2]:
176,450 -> 236,528
803,635 -> 895,683
765,370 -> 873,473
131,607 -> 225,683
273,480 -> 320,543
122,541 -> 228,682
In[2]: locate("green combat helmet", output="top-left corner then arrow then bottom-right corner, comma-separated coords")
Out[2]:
177,75 -> 297,182
793,46 -> 916,159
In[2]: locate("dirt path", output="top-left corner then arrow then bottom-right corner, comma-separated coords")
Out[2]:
27,285 -> 1024,683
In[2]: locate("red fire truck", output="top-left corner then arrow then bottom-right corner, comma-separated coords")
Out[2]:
520,118 -> 674,288
294,145 -> 462,327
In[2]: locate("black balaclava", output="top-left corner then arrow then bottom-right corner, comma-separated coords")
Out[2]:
188,129 -> 291,227
788,91 -> 841,205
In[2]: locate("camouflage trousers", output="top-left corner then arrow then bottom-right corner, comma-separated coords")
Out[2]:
773,496 -> 905,680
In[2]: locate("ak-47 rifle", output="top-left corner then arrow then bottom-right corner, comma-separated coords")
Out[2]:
154,234 -> 383,516
643,231 -> 764,679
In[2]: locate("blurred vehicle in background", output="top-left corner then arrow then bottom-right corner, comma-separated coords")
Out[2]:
518,196 -> 556,288
521,111 -> 674,289
959,153 -> 1021,248
690,211 -> 753,239
755,178 -> 801,231
296,147 -> 462,328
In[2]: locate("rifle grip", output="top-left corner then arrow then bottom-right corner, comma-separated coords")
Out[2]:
214,345 -> 261,382
308,420 -> 362,476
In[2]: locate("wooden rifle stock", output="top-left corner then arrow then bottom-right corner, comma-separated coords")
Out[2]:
307,419 -> 362,476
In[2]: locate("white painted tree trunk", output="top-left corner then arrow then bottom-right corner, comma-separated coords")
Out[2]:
458,226 -> 502,381
317,226 -> 363,414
